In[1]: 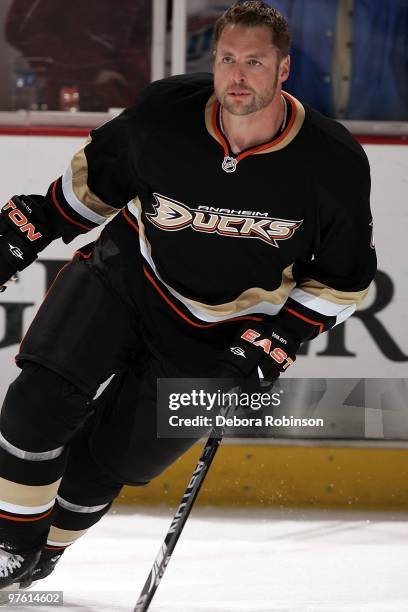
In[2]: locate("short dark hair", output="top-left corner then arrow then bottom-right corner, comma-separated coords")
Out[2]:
213,1 -> 291,58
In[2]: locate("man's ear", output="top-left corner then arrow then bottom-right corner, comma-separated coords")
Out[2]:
280,55 -> 290,83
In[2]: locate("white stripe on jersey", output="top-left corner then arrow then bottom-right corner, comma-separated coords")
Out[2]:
62,163 -> 106,225
289,288 -> 356,325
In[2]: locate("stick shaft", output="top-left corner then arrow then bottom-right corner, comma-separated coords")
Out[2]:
134,434 -> 222,611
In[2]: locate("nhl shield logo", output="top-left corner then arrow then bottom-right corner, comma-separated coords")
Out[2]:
222,156 -> 237,173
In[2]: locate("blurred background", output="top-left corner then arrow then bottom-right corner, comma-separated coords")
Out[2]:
0,0 -> 406,119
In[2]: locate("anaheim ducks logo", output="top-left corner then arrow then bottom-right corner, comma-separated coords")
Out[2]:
146,194 -> 303,248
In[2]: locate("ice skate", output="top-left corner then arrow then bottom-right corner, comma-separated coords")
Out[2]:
0,547 -> 40,589
19,548 -> 65,589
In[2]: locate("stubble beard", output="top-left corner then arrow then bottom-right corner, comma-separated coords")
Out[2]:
218,68 -> 279,117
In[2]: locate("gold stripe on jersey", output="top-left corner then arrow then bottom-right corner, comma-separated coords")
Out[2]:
299,278 -> 369,306
184,264 -> 295,318
47,526 -> 88,544
69,138 -> 119,219
205,90 -> 305,154
0,476 -> 61,507
133,197 -> 295,319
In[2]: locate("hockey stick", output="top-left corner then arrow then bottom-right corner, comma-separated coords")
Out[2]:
133,382 -> 239,612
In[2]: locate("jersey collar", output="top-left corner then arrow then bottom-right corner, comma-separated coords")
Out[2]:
205,91 -> 305,160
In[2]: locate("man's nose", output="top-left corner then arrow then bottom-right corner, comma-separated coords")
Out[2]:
231,65 -> 247,82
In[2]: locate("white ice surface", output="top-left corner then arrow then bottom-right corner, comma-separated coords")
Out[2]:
8,506 -> 408,612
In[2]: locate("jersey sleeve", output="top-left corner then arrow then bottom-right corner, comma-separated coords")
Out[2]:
41,107 -> 143,243
273,137 -> 377,343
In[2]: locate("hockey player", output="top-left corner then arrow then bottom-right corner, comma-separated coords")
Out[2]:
0,1 -> 376,588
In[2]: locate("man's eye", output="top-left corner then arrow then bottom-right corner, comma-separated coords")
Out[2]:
222,57 -> 233,64
248,59 -> 261,66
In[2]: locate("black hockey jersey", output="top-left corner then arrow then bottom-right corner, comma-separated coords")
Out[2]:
42,73 -> 377,345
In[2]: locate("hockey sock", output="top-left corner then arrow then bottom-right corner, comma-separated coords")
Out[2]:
0,363 -> 93,554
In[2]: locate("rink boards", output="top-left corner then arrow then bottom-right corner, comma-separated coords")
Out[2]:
115,441 -> 408,510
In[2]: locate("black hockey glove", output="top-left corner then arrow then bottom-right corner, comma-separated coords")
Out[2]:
220,323 -> 299,383
0,196 -> 51,287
